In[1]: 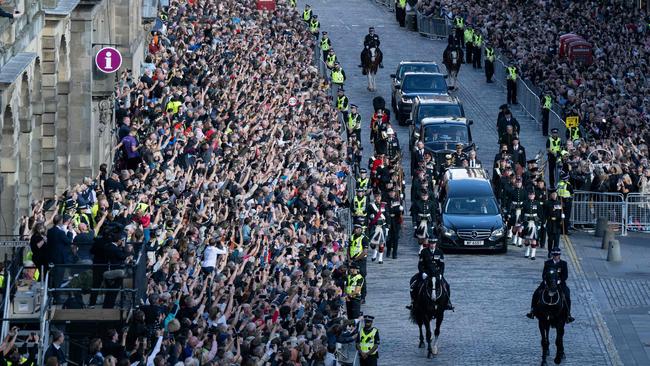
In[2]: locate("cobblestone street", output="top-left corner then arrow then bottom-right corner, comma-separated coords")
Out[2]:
303,0 -> 620,364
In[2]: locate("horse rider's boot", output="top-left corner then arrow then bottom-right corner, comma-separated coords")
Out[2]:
526,309 -> 535,319
378,252 -> 384,264
525,246 -> 531,258
530,247 -> 537,260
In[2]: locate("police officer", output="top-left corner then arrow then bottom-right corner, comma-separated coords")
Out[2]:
357,315 -> 380,366
485,44 -> 495,82
336,88 -> 350,116
331,62 -> 346,88
527,248 -> 575,323
345,263 -> 364,319
347,104 -> 362,142
386,189 -> 403,259
395,0 -> 407,27
364,27 -> 381,49
464,26 -> 474,64
289,0 -> 296,7
320,31 -> 332,61
408,237 -> 453,310
566,123 -> 581,143
472,31 -> 483,69
541,93 -> 552,136
544,188 -> 563,256
506,64 -> 518,105
302,4 -> 312,23
557,172 -> 574,234
357,168 -> 370,191
326,47 -> 337,70
309,14 -> 320,37
352,188 -> 368,220
348,223 -> 369,302
546,128 -> 562,188
453,15 -> 465,48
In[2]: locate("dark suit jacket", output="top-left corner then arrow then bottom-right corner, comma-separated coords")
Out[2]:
543,259 -> 568,284
46,226 -> 73,264
43,344 -> 67,365
510,145 -> 527,167
103,242 -> 129,264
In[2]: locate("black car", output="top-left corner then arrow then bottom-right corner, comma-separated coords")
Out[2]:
408,95 -> 465,151
438,168 -> 507,253
390,61 -> 441,110
412,117 -> 474,167
393,72 -> 449,125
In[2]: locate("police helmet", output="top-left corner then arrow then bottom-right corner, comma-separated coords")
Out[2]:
349,263 -> 360,270
360,168 -> 367,174
560,172 -> 570,181
551,128 -> 559,134
551,248 -> 561,256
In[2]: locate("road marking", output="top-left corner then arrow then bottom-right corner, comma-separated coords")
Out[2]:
563,235 -> 623,366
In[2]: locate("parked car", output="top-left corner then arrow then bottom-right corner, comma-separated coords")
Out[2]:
392,72 -> 448,125
437,168 -> 507,253
408,95 -> 465,151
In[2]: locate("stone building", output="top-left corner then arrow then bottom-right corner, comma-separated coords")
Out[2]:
0,0 -> 149,235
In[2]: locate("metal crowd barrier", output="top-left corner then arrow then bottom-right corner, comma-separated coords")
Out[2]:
415,11 -> 450,39
625,193 -> 650,233
571,191 -> 626,235
375,0 -> 393,10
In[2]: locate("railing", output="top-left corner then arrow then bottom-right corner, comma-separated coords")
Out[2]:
625,193 -> 650,234
571,191 -> 626,235
415,11 -> 450,39
374,0 -> 393,10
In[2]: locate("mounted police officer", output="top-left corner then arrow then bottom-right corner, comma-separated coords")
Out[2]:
527,247 -> 575,323
364,26 -> 381,48
407,237 -> 453,310
357,315 -> 380,366
345,263 -> 365,319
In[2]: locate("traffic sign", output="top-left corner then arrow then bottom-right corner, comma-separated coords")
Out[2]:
288,96 -> 298,107
95,47 -> 123,74
565,116 -> 579,128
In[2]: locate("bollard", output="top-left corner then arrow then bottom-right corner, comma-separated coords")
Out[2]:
601,229 -> 614,250
595,217 -> 608,237
607,239 -> 622,262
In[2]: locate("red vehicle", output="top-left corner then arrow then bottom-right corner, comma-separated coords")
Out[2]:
559,34 -> 581,58
567,40 -> 593,65
256,0 -> 276,10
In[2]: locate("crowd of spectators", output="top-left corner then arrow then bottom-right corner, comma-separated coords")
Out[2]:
19,0 -> 365,364
430,0 -> 650,194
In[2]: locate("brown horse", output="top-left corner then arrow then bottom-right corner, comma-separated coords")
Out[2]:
361,46 -> 383,91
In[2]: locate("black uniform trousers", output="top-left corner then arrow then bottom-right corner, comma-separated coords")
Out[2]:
354,259 -> 368,301
547,154 -> 557,188
346,297 -> 362,320
360,354 -> 378,366
395,6 -> 406,27
485,60 -> 494,81
454,28 -> 464,48
547,227 -> 561,257
541,108 -> 550,136
465,42 -> 473,63
507,79 -> 517,104
322,49 -> 329,63
473,47 -> 482,69
562,198 -> 573,234
538,223 -> 547,248
348,129 -> 361,142
386,219 -> 400,258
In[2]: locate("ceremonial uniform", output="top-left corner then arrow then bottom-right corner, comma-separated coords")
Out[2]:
386,192 -> 403,259
508,182 -> 526,246
522,195 -> 542,259
544,194 -> 563,256
367,198 -> 388,263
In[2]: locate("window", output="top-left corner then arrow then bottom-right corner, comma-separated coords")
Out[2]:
444,197 -> 499,215
418,104 -> 463,120
398,64 -> 440,79
402,74 -> 447,93
423,124 -> 468,143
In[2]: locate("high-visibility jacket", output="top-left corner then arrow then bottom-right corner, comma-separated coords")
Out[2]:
356,177 -> 369,190
345,274 -> 364,296
309,19 -> 320,34
320,37 -> 331,51
473,34 -> 483,47
397,0 -> 406,8
568,126 -> 580,141
507,66 -> 517,81
548,137 -> 562,155
349,235 -> 364,258
337,95 -> 349,111
486,47 -> 495,62
326,53 -> 337,68
289,0 -> 296,7
557,181 -> 571,198
359,327 -> 378,354
166,100 -> 182,114
302,8 -> 312,21
454,17 -> 464,29
332,69 -> 345,84
464,28 -> 474,43
348,113 -> 361,131
543,95 -> 552,110
353,196 -> 367,216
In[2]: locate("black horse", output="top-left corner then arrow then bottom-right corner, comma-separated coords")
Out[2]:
532,268 -> 568,365
409,272 -> 450,358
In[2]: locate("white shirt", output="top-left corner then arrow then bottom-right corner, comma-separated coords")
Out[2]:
202,246 -> 228,268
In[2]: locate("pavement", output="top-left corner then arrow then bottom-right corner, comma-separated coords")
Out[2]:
567,231 -> 650,365
300,0 -> 622,364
